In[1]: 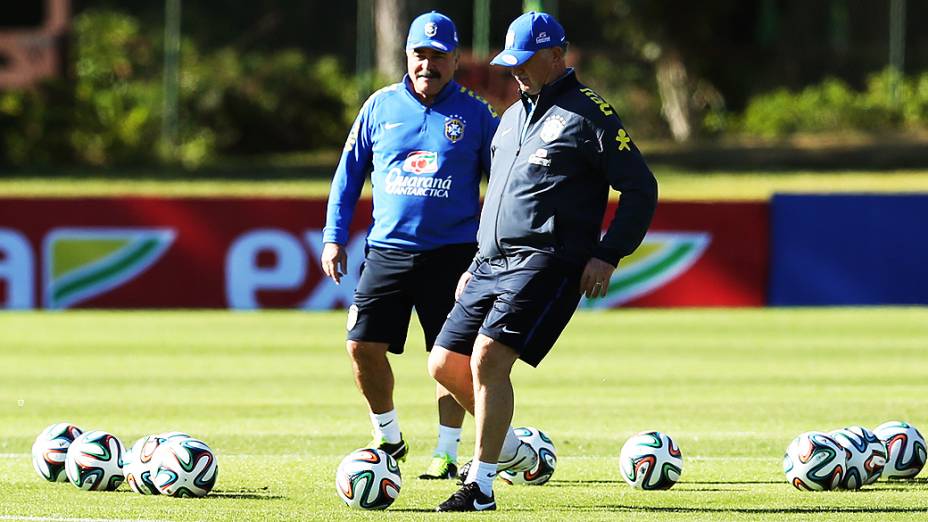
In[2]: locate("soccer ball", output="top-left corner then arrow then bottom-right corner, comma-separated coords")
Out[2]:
783,432 -> 845,491
619,431 -> 683,490
124,435 -> 163,495
32,423 -> 83,482
124,432 -> 191,495
499,427 -> 557,485
830,426 -> 886,488
335,448 -> 402,509
873,421 -> 926,479
157,431 -> 191,443
151,437 -> 218,497
65,430 -> 125,491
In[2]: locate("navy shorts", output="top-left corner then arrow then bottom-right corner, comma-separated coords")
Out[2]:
347,243 -> 476,354
435,253 -> 582,367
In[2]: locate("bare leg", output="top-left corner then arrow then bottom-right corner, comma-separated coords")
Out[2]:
346,340 -> 393,413
437,382 -> 466,427
429,346 -> 475,413
470,334 -> 519,464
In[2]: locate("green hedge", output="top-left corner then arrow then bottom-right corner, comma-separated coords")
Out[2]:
0,9 -> 358,169
729,70 -> 928,138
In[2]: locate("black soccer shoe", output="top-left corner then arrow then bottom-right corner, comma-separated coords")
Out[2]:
369,434 -> 408,463
436,482 -> 497,512
419,453 -> 458,480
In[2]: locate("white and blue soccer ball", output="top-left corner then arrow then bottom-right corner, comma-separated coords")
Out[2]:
335,448 -> 402,510
151,436 -> 218,497
619,431 -> 683,490
783,432 -> 845,491
873,421 -> 926,479
499,427 -> 557,485
123,435 -> 163,495
32,423 -> 83,482
830,426 -> 886,488
64,430 -> 125,491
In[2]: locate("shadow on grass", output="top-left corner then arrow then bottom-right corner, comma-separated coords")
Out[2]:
205,492 -> 287,500
206,487 -> 285,500
547,479 -> 783,486
565,505 -> 928,514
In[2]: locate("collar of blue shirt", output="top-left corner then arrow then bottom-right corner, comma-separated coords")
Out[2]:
403,74 -> 459,107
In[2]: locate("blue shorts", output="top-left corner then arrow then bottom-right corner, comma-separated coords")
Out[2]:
347,243 -> 476,354
435,253 -> 582,367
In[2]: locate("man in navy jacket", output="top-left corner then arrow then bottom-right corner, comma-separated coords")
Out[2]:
430,11 -> 658,511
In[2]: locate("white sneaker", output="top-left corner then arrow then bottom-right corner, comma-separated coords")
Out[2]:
456,441 -> 539,484
496,440 -> 538,473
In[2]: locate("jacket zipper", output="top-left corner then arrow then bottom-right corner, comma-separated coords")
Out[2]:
493,98 -> 536,256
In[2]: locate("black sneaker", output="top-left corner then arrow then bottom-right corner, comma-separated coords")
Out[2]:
369,433 -> 408,462
419,453 -> 458,480
436,482 -> 496,512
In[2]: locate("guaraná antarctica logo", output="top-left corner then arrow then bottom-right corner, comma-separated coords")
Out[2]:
385,151 -> 452,198
581,231 -> 711,309
43,228 -> 175,309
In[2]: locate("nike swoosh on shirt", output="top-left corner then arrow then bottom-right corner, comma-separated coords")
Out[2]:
384,122 -> 404,129
501,326 -> 521,335
498,127 -> 513,137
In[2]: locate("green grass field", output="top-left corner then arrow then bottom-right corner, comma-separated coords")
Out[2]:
2,309 -> 927,521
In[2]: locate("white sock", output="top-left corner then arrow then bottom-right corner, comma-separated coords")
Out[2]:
435,425 -> 461,460
499,426 -> 520,461
465,459 -> 497,497
370,410 -> 401,444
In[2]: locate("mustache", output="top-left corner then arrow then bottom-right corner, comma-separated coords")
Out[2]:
417,70 -> 441,79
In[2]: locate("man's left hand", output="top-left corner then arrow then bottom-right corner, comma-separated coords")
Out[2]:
580,257 -> 616,298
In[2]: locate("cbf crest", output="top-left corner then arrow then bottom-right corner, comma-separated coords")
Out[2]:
444,115 -> 466,143
540,115 -> 566,143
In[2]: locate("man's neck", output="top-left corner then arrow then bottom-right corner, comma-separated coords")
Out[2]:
407,77 -> 448,106
528,65 -> 569,101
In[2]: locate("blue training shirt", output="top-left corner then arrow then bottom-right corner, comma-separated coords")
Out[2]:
324,76 -> 499,251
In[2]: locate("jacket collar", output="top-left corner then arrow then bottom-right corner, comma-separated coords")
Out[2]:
519,67 -> 578,123
403,74 -> 459,107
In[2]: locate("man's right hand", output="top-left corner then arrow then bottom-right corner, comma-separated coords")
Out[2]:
455,271 -> 472,300
321,242 -> 348,285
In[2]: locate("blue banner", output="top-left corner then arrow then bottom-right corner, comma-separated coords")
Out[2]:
769,194 -> 928,305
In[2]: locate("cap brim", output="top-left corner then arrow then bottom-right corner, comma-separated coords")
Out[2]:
490,49 -> 535,67
406,39 -> 454,52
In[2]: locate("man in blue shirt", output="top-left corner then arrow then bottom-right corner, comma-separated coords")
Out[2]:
322,11 -> 499,480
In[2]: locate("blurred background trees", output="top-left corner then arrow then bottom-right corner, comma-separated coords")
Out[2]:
0,0 -> 926,169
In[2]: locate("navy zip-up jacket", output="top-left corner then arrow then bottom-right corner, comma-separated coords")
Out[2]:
475,69 -> 657,269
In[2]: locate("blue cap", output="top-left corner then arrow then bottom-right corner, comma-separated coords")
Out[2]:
406,11 -> 458,53
491,11 -> 566,67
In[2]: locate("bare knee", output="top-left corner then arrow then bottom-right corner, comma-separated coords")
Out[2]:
428,346 -> 456,383
346,340 -> 388,363
471,336 -> 518,382
429,346 -> 472,388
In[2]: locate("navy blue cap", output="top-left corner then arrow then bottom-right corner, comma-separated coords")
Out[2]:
491,11 -> 566,67
406,11 -> 458,53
